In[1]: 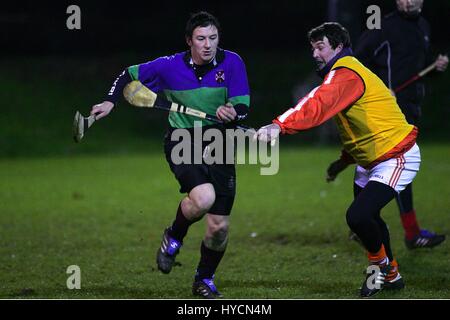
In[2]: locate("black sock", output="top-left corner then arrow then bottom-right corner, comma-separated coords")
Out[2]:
375,215 -> 394,261
195,241 -> 225,281
168,203 -> 195,242
396,183 -> 414,214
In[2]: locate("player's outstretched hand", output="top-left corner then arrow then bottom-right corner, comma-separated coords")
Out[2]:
216,103 -> 237,123
91,101 -> 114,120
253,123 -> 281,144
326,158 -> 349,182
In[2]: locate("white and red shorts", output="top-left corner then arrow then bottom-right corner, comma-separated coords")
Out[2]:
354,143 -> 421,193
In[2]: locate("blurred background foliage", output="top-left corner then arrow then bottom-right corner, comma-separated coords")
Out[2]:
1,0 -> 448,157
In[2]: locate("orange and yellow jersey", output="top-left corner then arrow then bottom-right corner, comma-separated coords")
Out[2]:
273,55 -> 417,168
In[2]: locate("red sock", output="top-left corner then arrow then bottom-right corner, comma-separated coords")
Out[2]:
400,210 -> 420,240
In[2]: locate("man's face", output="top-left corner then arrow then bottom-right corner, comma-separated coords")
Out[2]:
311,36 -> 343,70
396,0 -> 424,15
187,25 -> 219,65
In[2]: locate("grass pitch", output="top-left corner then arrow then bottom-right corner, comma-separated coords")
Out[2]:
0,144 -> 449,299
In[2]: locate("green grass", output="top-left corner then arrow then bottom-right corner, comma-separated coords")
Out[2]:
0,144 -> 449,299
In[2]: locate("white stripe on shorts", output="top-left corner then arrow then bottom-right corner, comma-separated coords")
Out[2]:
389,155 -> 405,188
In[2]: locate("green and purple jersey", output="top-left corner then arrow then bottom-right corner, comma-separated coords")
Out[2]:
126,48 -> 250,128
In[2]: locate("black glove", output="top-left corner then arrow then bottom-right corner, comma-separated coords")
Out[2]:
326,159 -> 349,182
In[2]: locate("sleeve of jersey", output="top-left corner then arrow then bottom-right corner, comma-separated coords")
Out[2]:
227,54 -> 250,121
340,149 -> 356,164
354,29 -> 382,67
273,68 -> 365,135
104,57 -> 165,105
129,57 -> 167,92
423,20 -> 434,66
105,70 -> 132,105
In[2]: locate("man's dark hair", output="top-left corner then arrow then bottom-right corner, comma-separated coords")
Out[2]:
308,22 -> 351,49
185,11 -> 221,39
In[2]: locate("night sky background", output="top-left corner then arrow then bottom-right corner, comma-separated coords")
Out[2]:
1,0 -> 449,156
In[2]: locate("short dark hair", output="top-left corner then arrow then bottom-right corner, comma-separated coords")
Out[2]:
185,11 -> 221,39
308,22 -> 351,49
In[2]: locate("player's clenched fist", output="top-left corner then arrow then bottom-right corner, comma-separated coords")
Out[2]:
91,101 -> 114,120
253,123 -> 281,143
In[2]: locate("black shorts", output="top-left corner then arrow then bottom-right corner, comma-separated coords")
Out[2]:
164,127 -> 236,216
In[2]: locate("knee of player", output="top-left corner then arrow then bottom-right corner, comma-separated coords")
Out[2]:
346,204 -> 367,228
209,220 -> 229,237
191,192 -> 216,215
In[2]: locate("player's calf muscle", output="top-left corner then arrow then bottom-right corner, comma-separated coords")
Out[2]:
205,230 -> 228,252
205,216 -> 229,251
